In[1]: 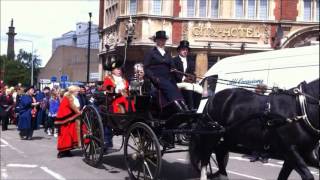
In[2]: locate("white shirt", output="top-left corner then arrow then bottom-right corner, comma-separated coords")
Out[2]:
179,55 -> 187,81
157,46 -> 166,56
112,75 -> 126,93
179,55 -> 187,72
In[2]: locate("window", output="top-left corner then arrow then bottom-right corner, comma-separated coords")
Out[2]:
259,0 -> 268,19
199,0 -> 207,17
211,0 -> 219,18
304,0 -> 312,21
128,0 -> 137,15
187,0 -> 195,17
153,0 -> 162,15
248,0 -> 256,19
235,0 -> 244,18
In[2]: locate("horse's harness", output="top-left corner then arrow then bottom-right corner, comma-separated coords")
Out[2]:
291,84 -> 320,134
265,83 -> 320,135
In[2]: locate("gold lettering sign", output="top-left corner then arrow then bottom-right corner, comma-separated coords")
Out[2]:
191,25 -> 261,38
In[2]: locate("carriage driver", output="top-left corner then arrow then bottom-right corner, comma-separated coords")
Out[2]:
143,30 -> 189,113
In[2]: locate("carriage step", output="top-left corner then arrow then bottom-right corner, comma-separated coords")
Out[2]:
104,148 -> 119,154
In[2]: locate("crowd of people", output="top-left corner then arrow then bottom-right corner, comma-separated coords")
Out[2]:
0,30 -> 202,157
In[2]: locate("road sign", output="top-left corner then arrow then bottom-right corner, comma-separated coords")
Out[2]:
40,79 -> 51,83
50,76 -> 57,82
61,75 -> 68,82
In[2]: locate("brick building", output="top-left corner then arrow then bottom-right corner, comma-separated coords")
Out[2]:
98,0 -> 319,80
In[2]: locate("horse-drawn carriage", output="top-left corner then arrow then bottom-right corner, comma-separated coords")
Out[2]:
78,85 -> 207,179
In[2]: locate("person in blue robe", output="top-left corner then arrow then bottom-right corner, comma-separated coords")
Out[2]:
18,87 -> 39,140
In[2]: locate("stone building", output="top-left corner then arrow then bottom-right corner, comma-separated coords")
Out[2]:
98,0 -> 319,80
37,46 -> 99,83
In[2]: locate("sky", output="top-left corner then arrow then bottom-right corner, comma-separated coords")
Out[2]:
0,0 -> 99,66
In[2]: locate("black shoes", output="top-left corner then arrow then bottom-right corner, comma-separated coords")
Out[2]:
57,150 -> 73,158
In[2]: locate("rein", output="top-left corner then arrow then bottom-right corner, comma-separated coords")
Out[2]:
171,69 -> 275,91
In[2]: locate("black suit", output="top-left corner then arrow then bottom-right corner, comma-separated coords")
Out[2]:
172,55 -> 199,109
172,56 -> 195,83
143,47 -> 183,108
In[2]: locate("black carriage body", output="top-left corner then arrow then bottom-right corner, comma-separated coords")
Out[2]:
80,92 -> 206,179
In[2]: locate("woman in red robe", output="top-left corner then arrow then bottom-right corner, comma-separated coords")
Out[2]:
55,85 -> 81,158
103,67 -> 135,113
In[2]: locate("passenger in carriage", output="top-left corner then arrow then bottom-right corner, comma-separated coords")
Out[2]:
143,30 -> 189,113
102,64 -> 135,113
172,40 -> 200,110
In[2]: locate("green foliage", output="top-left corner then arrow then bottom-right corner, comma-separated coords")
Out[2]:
0,49 -> 42,86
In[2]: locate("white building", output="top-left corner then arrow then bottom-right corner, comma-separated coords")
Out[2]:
52,22 -> 99,53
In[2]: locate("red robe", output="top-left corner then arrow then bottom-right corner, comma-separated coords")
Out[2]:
103,75 -> 135,113
55,94 -> 81,152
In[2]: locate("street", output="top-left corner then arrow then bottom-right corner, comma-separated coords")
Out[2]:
1,124 -> 319,180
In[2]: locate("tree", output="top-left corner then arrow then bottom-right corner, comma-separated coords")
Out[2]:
0,49 -> 42,86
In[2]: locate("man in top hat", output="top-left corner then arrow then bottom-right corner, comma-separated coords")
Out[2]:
172,40 -> 198,110
143,30 -> 189,113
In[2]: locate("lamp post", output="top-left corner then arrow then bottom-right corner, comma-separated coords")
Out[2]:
86,12 -> 92,83
16,38 -> 34,85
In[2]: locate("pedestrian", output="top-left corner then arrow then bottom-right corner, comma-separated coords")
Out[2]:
48,90 -> 60,136
17,86 -> 39,140
0,88 -> 14,131
55,85 -> 81,158
35,87 -> 50,130
77,85 -> 88,110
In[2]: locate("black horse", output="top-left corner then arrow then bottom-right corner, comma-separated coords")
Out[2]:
190,79 -> 319,180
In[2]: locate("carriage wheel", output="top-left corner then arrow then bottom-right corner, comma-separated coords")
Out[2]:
80,105 -> 105,167
124,122 -> 161,180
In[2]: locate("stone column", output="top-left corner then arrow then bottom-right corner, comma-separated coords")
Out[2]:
195,52 -> 208,80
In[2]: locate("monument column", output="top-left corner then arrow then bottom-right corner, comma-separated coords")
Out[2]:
6,19 -> 17,60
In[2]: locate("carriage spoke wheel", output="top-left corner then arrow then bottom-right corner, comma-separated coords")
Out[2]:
124,122 -> 161,180
80,105 -> 104,167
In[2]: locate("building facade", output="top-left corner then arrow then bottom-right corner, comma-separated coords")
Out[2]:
37,46 -> 100,83
98,0 -> 319,80
52,22 -> 100,53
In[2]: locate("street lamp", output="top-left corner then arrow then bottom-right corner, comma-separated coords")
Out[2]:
86,12 -> 92,83
16,38 -> 34,85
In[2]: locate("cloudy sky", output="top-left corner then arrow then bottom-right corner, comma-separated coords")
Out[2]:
0,0 -> 99,66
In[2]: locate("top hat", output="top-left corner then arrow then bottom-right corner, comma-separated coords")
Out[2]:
103,56 -> 123,71
177,40 -> 190,51
152,30 -> 169,41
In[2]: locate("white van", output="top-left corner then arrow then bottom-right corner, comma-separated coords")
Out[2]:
197,45 -> 319,113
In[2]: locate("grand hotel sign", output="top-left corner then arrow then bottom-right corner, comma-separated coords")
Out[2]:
185,22 -> 269,44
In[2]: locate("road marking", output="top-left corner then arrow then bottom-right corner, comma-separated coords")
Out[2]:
40,166 -> 66,180
230,156 -> 319,176
7,163 -> 38,168
211,166 -> 265,180
1,168 -> 8,179
0,138 -> 26,156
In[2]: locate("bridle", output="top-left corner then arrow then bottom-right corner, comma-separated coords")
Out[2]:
291,84 -> 320,134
